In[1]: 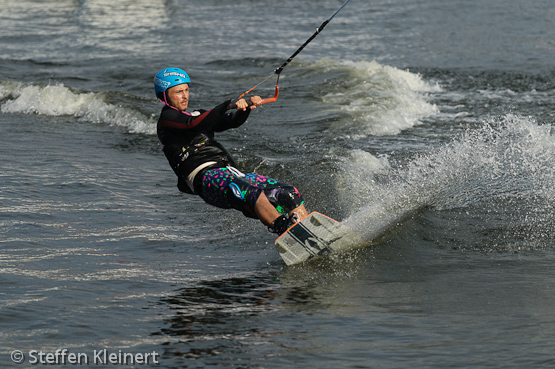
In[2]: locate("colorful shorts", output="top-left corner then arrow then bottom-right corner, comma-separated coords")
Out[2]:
199,167 -> 304,218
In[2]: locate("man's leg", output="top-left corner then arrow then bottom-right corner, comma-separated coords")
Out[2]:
199,167 -> 307,232
254,193 -> 282,227
254,193 -> 308,231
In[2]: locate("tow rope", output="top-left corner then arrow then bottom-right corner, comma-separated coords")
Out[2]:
229,0 -> 353,109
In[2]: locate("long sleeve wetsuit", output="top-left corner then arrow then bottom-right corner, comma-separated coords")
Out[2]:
157,100 -> 250,194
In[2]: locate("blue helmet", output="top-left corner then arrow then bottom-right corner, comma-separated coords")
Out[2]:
154,68 -> 191,98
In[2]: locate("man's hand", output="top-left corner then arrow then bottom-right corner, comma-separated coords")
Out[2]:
235,96 -> 263,111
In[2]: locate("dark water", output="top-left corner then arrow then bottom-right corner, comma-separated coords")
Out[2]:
1,0 -> 555,368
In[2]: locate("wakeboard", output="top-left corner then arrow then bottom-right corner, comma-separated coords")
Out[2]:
274,212 -> 369,265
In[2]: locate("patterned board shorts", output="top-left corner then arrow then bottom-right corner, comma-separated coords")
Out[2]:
199,166 -> 304,219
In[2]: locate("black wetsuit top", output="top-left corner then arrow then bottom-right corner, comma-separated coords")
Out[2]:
157,100 -> 251,194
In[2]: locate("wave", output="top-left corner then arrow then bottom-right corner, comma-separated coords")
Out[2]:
319,59 -> 441,136
340,114 -> 555,243
0,59 -> 439,138
0,81 -> 156,134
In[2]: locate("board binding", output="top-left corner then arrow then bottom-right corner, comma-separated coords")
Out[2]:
274,212 -> 368,265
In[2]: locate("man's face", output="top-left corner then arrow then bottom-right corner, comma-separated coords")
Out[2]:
166,83 -> 189,111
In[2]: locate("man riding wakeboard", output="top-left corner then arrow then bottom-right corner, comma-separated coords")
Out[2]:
154,67 -> 308,235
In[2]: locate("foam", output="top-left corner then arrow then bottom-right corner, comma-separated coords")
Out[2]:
341,114 -> 555,241
321,59 -> 441,136
0,82 -> 156,134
